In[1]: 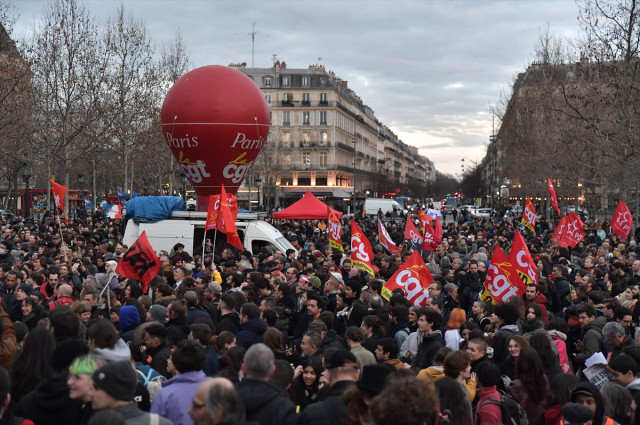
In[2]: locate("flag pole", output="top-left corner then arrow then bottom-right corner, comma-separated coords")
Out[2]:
202,229 -> 207,261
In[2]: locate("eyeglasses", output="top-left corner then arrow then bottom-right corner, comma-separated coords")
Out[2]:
191,400 -> 206,410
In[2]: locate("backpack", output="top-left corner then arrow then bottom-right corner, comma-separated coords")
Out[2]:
479,390 -> 529,425
136,368 -> 166,402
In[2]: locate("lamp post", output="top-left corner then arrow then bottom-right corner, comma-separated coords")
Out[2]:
180,173 -> 187,202
21,164 -> 32,222
461,157 -> 479,199
352,136 -> 357,216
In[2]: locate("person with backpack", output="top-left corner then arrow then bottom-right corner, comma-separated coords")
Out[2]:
474,362 -> 502,425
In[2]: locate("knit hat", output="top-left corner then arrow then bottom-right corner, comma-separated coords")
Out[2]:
91,361 -> 137,402
17,284 -> 33,295
105,260 -> 118,269
561,402 -> 594,425
356,364 -> 394,395
149,304 -> 167,322
307,276 -> 321,289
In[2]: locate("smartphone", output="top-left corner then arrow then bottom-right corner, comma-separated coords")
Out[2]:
501,375 -> 511,386
287,336 -> 295,349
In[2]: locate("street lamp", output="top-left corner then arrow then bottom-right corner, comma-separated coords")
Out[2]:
21,164 -> 32,222
180,173 -> 187,202
461,157 -> 479,199
352,137 -> 357,216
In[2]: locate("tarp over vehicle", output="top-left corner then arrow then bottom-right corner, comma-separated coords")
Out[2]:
125,196 -> 186,223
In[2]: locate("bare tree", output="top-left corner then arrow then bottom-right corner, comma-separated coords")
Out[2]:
24,0 -> 111,216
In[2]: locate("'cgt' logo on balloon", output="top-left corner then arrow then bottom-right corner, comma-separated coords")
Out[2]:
161,65 -> 270,211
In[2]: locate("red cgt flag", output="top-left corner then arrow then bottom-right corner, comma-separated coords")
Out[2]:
205,192 -> 238,231
50,178 -> 68,222
548,177 -> 560,215
551,215 -> 568,246
611,199 -> 632,239
418,210 -> 434,233
509,230 -> 538,286
115,231 -> 161,293
328,207 -> 344,252
378,220 -> 401,255
381,251 -> 432,306
521,198 -> 538,233
215,185 -> 243,250
423,214 -> 442,251
481,245 -> 524,305
351,220 -> 376,277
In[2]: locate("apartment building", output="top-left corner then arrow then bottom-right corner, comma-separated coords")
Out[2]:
232,61 -> 435,210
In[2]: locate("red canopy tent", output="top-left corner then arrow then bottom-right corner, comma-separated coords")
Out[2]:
272,191 -> 344,220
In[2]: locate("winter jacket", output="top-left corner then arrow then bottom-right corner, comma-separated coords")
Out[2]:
412,330 -> 445,370
217,312 -> 240,335
151,370 -> 207,425
626,377 -> 640,396
108,403 -> 173,425
148,343 -> 173,379
417,365 -> 444,384
350,344 -> 376,369
576,316 -> 607,364
234,378 -> 296,425
548,329 -> 572,374
0,306 -> 15,370
236,317 -> 267,350
16,376 -> 85,425
444,329 -> 462,351
165,316 -> 190,346
571,382 -> 617,425
526,293 -> 549,324
399,331 -> 421,362
474,385 -> 502,425
296,380 -> 354,425
94,338 -> 131,363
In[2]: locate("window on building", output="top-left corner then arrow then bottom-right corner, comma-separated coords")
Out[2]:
316,177 -> 328,186
302,133 -> 311,147
282,132 -> 291,148
265,94 -> 271,105
320,93 -> 328,104
281,177 -> 293,185
302,76 -> 310,87
302,93 -> 310,104
302,153 -> 310,169
320,111 -> 328,125
298,177 -> 311,185
283,111 -> 290,126
264,77 -> 272,87
282,75 -> 290,86
303,111 -> 311,125
319,152 -> 327,168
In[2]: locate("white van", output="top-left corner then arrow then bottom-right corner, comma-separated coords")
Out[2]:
363,198 -> 407,220
123,211 -> 296,258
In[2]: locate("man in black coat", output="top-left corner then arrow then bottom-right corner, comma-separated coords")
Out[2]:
234,343 -> 296,425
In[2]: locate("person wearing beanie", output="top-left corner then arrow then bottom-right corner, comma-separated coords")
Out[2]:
148,304 -> 168,323
90,361 -> 172,425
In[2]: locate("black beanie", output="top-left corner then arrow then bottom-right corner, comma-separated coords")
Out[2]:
91,361 -> 137,402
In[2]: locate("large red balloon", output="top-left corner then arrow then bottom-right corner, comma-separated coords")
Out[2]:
161,65 -> 270,211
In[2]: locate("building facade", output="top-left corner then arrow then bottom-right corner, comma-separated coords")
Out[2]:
233,61 -> 435,211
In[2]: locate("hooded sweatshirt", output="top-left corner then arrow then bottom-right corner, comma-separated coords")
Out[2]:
236,317 -> 267,350
571,381 -> 612,425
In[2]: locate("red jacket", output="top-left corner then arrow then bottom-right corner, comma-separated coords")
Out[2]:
474,386 -> 502,425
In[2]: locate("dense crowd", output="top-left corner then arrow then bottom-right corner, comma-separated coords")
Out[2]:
0,207 -> 638,425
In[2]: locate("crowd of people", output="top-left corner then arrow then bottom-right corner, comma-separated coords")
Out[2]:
0,207 -> 638,425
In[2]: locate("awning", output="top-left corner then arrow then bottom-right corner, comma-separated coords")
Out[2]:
332,188 -> 352,198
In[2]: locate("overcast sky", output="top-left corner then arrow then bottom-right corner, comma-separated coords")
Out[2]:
11,0 -> 582,178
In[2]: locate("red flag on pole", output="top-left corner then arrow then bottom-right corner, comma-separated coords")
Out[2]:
611,199 -> 632,239
378,220 -> 401,255
381,251 -> 432,306
559,212 -> 585,248
424,215 -> 443,251
480,245 -> 524,304
404,219 -> 424,252
115,231 -> 161,293
509,230 -> 539,286
216,185 -> 243,250
205,193 -> 238,231
551,215 -> 568,246
350,220 -> 376,277
50,178 -> 68,222
547,177 -> 560,215
328,207 -> 344,252
521,198 -> 538,233
418,210 -> 434,233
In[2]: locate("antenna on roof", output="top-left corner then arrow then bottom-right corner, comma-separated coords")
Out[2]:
234,22 -> 270,68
